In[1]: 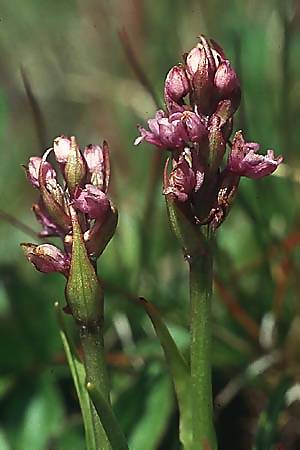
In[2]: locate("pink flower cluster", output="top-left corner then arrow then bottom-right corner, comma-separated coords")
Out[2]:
135,36 -> 283,229
22,136 -> 116,274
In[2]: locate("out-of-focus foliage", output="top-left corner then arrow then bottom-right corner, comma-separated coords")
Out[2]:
0,0 -> 300,449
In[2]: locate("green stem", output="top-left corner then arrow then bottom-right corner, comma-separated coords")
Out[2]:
189,235 -> 217,450
80,324 -> 111,450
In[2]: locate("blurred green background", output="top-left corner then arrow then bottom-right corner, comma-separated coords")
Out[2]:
0,0 -> 300,449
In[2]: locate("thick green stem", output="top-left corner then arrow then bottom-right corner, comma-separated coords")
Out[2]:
189,236 -> 217,450
80,324 -> 111,450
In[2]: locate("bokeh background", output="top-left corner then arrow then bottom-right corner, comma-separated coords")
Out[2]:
0,0 -> 300,449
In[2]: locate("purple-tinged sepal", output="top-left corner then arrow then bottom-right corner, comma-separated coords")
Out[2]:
84,203 -> 118,258
163,154 -> 197,202
181,111 -> 208,144
207,115 -> 226,174
32,202 -> 63,237
21,243 -> 70,276
207,170 -> 240,230
74,184 -> 110,220
38,158 -> 71,232
228,131 -> 283,179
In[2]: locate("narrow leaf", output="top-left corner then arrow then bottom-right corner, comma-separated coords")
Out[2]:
139,297 -> 193,449
87,382 -> 129,450
54,302 -> 97,450
129,371 -> 173,450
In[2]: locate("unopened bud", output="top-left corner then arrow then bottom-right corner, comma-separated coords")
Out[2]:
164,65 -> 190,113
214,61 -> 241,111
53,136 -> 72,164
65,206 -> 102,326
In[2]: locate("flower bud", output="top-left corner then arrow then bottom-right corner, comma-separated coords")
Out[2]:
186,46 -> 207,77
65,136 -> 86,194
186,37 -> 219,115
21,243 -> 70,275
214,61 -> 241,111
65,206 -> 102,326
53,136 -> 72,164
164,65 -> 190,113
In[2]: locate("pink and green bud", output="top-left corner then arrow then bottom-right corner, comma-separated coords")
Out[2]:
53,135 -> 72,164
228,131 -> 283,179
21,243 -> 70,275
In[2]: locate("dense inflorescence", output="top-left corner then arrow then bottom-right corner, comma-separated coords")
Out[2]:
135,36 -> 283,229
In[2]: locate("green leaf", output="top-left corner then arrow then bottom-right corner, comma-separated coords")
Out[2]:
54,302 -> 97,450
253,376 -> 293,450
17,374 -> 64,450
56,424 -> 86,450
139,297 -> 192,449
129,370 -> 173,450
87,383 -> 129,450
